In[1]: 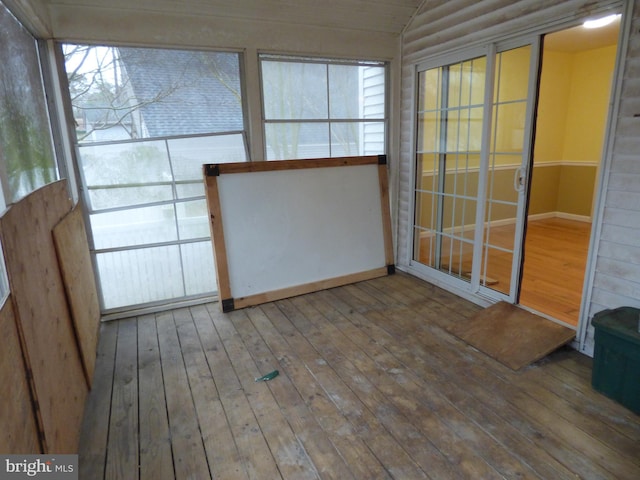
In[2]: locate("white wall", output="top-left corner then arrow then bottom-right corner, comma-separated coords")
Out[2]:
49,5 -> 399,60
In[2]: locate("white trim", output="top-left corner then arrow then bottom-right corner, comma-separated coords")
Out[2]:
245,48 -> 266,162
471,43 -> 496,293
418,160 -> 599,177
528,211 -> 592,223
405,62 -> 419,267
553,212 -> 592,223
400,262 -> 494,309
101,294 -> 218,321
419,211 -> 592,241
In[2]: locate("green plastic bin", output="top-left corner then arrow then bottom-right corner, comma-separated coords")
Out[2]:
591,306 -> 640,415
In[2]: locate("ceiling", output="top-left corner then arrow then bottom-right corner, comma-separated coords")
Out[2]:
544,16 -> 621,52
27,0 -> 426,36
11,1 -> 621,52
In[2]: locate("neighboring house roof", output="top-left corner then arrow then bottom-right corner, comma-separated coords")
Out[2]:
118,47 -> 244,137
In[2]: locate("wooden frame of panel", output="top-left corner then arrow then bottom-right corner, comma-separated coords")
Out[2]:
204,155 -> 394,311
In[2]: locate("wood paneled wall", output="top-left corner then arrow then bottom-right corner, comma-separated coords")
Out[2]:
0,299 -> 41,453
0,180 -> 100,453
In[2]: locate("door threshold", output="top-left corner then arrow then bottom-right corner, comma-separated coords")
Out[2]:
516,303 -> 577,331
440,265 -> 499,286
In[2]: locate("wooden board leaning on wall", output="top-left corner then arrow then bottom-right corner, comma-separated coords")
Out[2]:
53,200 -> 101,387
0,181 -> 89,453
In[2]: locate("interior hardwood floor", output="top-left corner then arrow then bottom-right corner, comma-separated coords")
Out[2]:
419,217 -> 590,326
520,217 -> 591,326
79,273 -> 640,480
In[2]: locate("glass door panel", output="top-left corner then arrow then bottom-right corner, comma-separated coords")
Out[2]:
414,56 -> 486,282
480,45 -> 532,296
413,41 -> 537,301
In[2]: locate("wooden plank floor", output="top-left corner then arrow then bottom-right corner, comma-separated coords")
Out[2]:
79,273 -> 640,479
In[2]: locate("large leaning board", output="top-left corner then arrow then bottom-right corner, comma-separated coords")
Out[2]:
204,155 -> 394,311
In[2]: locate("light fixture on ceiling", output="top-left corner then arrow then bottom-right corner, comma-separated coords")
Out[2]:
583,13 -> 621,29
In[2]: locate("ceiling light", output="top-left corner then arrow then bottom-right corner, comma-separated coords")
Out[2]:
583,13 -> 621,29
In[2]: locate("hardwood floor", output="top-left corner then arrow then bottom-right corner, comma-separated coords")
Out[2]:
418,217 -> 590,326
79,273 -> 640,479
520,217 -> 591,326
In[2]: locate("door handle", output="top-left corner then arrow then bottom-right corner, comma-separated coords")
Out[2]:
514,166 -> 526,192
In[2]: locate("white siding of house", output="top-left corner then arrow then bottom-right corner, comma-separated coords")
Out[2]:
362,66 -> 386,155
397,0 -> 635,355
586,0 -> 640,353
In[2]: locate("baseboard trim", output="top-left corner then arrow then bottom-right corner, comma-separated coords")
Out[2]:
418,211 -> 592,239
528,211 -> 591,223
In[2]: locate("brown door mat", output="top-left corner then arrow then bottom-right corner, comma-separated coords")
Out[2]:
448,301 -> 576,370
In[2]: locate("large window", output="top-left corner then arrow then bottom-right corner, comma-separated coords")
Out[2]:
0,4 -> 58,205
0,3 -> 60,305
64,45 -> 247,311
260,55 -> 387,160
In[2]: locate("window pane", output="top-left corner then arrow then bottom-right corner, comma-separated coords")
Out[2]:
88,185 -> 173,210
79,141 -> 171,186
361,66 -> 386,119
168,133 -> 246,182
91,204 -> 178,249
0,5 -> 57,203
418,69 -> 442,112
363,122 -> 386,155
262,56 -> 387,160
176,200 -> 209,240
328,65 -> 359,118
182,241 -> 217,295
176,182 -> 204,200
330,122 -> 361,156
262,61 -> 328,120
65,44 -> 248,311
495,47 -> 531,103
65,46 -> 244,142
491,103 -> 527,153
97,246 -> 184,309
328,64 -> 386,120
330,122 -> 385,156
265,123 -> 330,160
79,141 -> 173,210
417,111 -> 440,153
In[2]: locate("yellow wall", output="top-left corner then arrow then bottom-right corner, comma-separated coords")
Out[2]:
535,44 -> 616,164
534,51 -> 572,163
530,43 -> 616,217
563,45 -> 617,162
417,42 -> 616,229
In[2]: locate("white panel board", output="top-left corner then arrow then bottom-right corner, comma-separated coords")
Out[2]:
204,156 -> 394,311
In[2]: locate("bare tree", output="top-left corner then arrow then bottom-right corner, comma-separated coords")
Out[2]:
64,45 -> 243,142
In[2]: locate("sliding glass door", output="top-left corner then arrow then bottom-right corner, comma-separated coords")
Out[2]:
413,40 -> 538,302
414,54 -> 485,283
